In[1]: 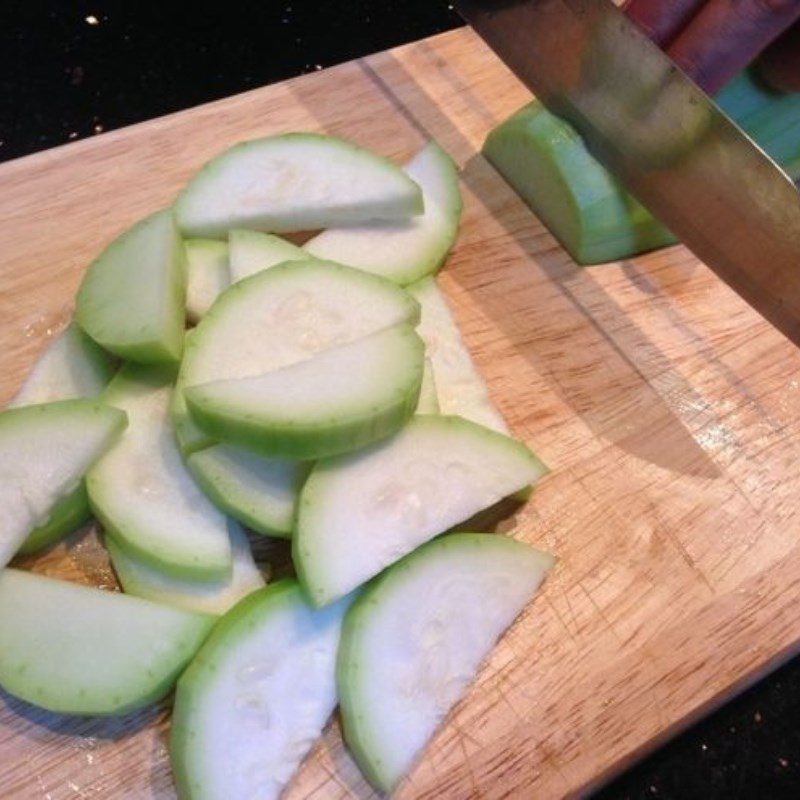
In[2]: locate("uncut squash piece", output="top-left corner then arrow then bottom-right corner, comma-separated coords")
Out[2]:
174,133 -> 423,238
76,209 -> 186,363
0,568 -> 214,716
482,70 -> 800,265
483,103 -> 675,265
715,70 -> 800,178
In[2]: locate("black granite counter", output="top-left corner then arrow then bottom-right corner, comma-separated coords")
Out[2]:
2,2 -> 799,798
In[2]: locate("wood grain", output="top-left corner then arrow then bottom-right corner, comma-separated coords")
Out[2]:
3,26 -> 800,800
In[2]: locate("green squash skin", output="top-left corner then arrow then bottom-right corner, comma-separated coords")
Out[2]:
17,483 -> 91,556
186,446 -> 309,539
336,533 -> 554,792
483,70 -> 800,265
169,580 -> 304,800
76,210 -> 187,365
0,569 -> 215,717
183,331 -> 425,462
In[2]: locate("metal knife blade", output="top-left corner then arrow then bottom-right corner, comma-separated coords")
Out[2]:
456,0 -> 800,346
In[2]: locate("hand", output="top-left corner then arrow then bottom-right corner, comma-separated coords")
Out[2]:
624,0 -> 800,93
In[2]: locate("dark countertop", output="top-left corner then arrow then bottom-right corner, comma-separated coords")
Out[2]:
2,2 -> 800,798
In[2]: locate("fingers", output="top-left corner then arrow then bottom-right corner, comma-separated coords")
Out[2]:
624,0 -> 706,45
667,0 -> 800,93
758,23 -> 800,91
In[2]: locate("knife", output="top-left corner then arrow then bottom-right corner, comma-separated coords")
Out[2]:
455,0 -> 800,346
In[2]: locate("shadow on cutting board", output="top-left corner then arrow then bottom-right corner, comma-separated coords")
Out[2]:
459,152 -> 723,479
0,687 -> 164,741
289,45 -> 722,479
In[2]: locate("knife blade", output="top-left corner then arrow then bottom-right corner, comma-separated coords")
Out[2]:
456,0 -> 800,346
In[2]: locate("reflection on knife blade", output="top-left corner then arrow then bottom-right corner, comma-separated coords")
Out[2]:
456,0 -> 800,346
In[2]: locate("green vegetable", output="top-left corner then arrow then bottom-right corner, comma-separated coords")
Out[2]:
172,331 -> 214,454
408,281 -> 533,526
338,533 -> 553,791
483,70 -> 800,265
170,580 -> 352,800
0,569 -> 214,716
108,520 -> 266,616
409,277 -> 509,432
173,260 -> 420,452
185,324 -> 425,460
294,415 -> 548,607
305,140 -> 462,285
228,229 -> 306,284
7,323 -> 115,409
416,359 -> 439,414
186,445 -> 308,539
0,399 -> 126,568
7,324 -> 118,554
483,103 -> 676,264
716,70 -> 800,177
174,133 -> 423,238
184,239 -> 230,323
87,364 -> 232,581
76,209 -> 186,363
16,485 -> 92,557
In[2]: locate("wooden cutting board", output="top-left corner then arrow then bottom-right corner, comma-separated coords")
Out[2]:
3,25 -> 800,800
